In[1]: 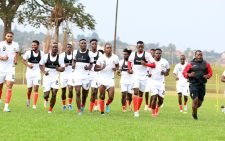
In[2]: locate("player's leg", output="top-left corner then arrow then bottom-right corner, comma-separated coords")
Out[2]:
75,85 -> 82,114
89,87 -> 97,112
105,86 -> 114,113
26,76 -> 33,107
0,83 -> 3,103
48,88 -> 58,113
189,84 -> 199,120
156,92 -> 165,115
61,87 -> 67,110
137,80 -> 147,111
67,85 -> 73,110
32,84 -> 39,109
121,91 -> 127,112
0,72 -> 6,103
43,91 -> 50,108
178,92 -> 183,112
144,92 -> 149,111
99,85 -> 106,114
151,94 -> 158,117
81,81 -> 90,112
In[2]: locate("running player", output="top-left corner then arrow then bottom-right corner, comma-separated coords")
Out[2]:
144,48 -> 155,111
39,43 -> 65,113
0,31 -> 19,112
173,55 -> 189,113
147,48 -> 170,117
22,40 -> 44,109
117,48 -> 133,112
72,39 -> 94,115
59,43 -> 74,110
89,39 -> 103,112
128,41 -> 155,117
94,43 -> 119,115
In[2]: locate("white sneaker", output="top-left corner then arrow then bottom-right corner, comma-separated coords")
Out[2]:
160,104 -> 164,108
184,105 -> 188,112
134,111 -> 139,117
44,101 -> 48,108
222,108 -> 225,113
3,107 -> 11,112
144,105 -> 148,111
148,107 -> 152,111
94,105 -> 98,111
26,100 -> 30,107
48,110 -> 52,114
32,105 -> 37,109
180,110 -> 183,112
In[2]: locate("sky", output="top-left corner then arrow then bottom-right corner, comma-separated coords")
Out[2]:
2,0 -> 225,53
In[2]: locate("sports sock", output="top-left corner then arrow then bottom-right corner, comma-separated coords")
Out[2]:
33,92 -> 38,106
99,100 -> 104,112
68,98 -> 72,105
89,101 -> 95,112
62,100 -> 66,106
137,97 -> 143,110
133,96 -> 138,112
106,99 -> 112,105
5,89 -> 12,104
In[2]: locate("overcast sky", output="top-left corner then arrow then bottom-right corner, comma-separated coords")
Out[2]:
2,0 -> 225,53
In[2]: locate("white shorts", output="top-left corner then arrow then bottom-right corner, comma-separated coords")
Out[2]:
145,78 -> 151,93
26,75 -> 41,88
90,78 -> 100,88
99,78 -> 115,90
43,76 -> 60,92
73,78 -> 90,90
150,81 -> 165,98
120,83 -> 133,94
133,79 -> 147,92
60,74 -> 74,88
0,70 -> 15,83
176,83 -> 189,96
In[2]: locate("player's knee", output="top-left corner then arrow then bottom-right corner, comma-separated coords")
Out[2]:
99,94 -> 105,100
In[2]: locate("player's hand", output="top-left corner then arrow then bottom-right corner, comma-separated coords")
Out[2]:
188,72 -> 195,77
203,74 -> 209,79
128,69 -> 133,74
65,64 -> 69,67
27,64 -> 33,69
176,77 -> 179,81
84,65 -> 89,70
44,71 -> 49,76
147,74 -> 152,78
112,68 -> 117,71
1,55 -> 8,61
161,70 -> 165,75
116,70 -> 121,76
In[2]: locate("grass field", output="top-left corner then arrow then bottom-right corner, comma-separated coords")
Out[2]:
0,85 -> 225,141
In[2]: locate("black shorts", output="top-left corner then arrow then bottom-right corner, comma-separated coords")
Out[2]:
189,84 -> 206,101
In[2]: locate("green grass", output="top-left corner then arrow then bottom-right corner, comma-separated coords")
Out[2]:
0,85 -> 225,141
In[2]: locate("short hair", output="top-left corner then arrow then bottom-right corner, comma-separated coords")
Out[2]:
90,39 -> 98,43
137,41 -> 144,45
67,43 -> 72,47
150,48 -> 156,51
79,39 -> 86,42
195,50 -> 202,55
104,42 -> 112,47
6,31 -> 14,35
155,48 -> 162,52
123,48 -> 132,55
52,42 -> 58,47
32,40 -> 39,46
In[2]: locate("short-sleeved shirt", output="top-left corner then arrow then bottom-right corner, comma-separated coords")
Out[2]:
23,50 -> 44,76
59,52 -> 73,74
39,53 -> 65,77
89,50 -> 103,78
0,41 -> 19,72
72,49 -> 94,79
96,54 -> 119,80
128,51 -> 154,80
119,59 -> 133,84
173,62 -> 188,84
149,58 -> 170,83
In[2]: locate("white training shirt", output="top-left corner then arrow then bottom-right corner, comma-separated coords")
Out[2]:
128,51 -> 154,80
23,50 -> 44,77
96,54 -> 119,80
59,52 -> 73,74
119,59 -> 133,84
89,50 -> 103,79
0,41 -> 19,72
72,49 -> 94,79
149,58 -> 170,82
173,62 -> 188,84
39,53 -> 65,77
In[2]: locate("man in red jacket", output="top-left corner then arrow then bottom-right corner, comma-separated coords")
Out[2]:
183,50 -> 212,120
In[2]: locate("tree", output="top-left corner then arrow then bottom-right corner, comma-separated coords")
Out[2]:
0,0 -> 26,38
18,0 -> 96,43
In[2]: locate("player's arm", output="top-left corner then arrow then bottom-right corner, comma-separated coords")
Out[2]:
84,62 -> 93,70
0,55 -> 8,61
182,63 -> 194,78
13,52 -> 19,65
173,66 -> 178,80
39,64 -> 48,75
221,74 -> 225,82
56,66 -> 65,72
56,57 -> 65,72
203,62 -> 213,79
22,53 -> 33,69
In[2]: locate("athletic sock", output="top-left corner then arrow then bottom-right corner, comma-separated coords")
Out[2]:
122,105 -> 126,111
33,92 -> 38,106
48,106 -> 53,112
106,99 -> 112,105
5,89 -> 12,104
94,100 -> 98,106
99,100 -> 104,113
0,89 -> 2,99
62,100 -> 66,106
133,96 -> 138,112
137,97 -> 143,110
179,105 -> 183,110
89,101 -> 95,112
68,98 -> 72,105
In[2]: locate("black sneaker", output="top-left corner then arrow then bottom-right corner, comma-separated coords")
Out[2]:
192,113 -> 198,120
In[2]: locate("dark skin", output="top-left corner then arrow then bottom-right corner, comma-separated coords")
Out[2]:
73,40 -> 93,110
90,40 -> 99,103
117,51 -> 132,107
39,45 -> 65,108
61,45 -> 73,103
173,55 -> 188,106
22,42 -> 40,98
151,50 -> 170,110
147,49 -> 155,107
0,33 -> 19,93
94,44 -> 119,111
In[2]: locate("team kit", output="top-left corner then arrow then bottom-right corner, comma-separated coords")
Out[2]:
0,32 -> 215,119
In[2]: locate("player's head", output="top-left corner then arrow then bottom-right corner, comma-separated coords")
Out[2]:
52,42 -> 58,55
79,39 -> 87,50
180,55 -> 186,64
5,31 -> 14,43
136,41 -> 144,53
104,43 -> 112,56
90,39 -> 98,51
123,48 -> 132,60
32,40 -> 39,51
66,43 -> 73,53
150,48 -> 156,58
194,50 -> 203,61
155,48 -> 162,60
